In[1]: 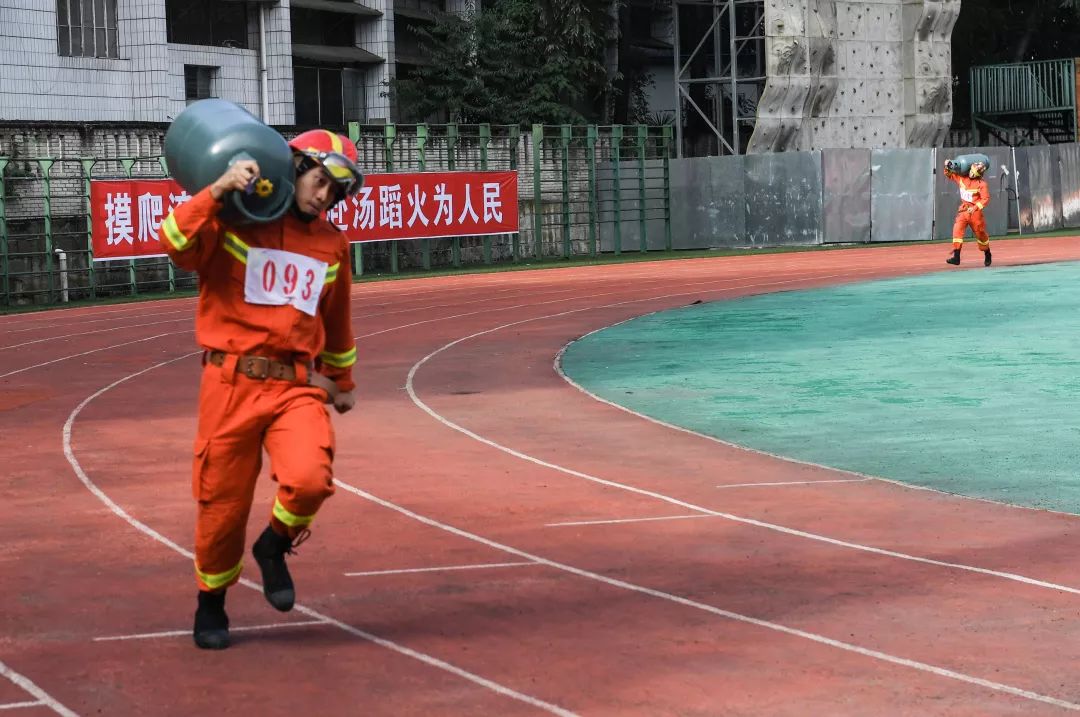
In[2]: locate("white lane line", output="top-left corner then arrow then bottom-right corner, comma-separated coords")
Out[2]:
0,318 -> 190,350
345,562 -> 536,577
0,331 -> 192,379
716,479 -> 873,489
356,266 -> 876,339
0,701 -> 45,711
351,284 -> 580,313
62,358 -> 576,717
403,277 -> 1080,599
349,272 -> 734,322
3,309 -> 190,334
0,298 -> 196,325
94,620 -> 327,642
333,479 -> 1080,712
0,662 -> 77,717
40,251 -> 1074,716
554,263 -> 1080,523
545,515 -> 714,528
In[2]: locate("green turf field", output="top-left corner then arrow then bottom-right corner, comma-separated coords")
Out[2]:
561,261 -> 1080,514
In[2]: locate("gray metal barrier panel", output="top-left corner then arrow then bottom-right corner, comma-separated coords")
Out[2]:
934,146 -> 1011,240
670,143 -> 1077,249
1015,145 -> 1063,233
822,149 -> 871,244
1056,143 -> 1080,229
870,148 -> 935,242
669,155 -> 746,248
744,151 -> 823,246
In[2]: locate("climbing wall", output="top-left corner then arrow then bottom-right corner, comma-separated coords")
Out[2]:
902,0 -> 960,147
747,0 -> 959,152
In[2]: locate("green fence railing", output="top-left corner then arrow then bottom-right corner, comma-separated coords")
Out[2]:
971,58 -> 1077,116
0,123 -> 672,308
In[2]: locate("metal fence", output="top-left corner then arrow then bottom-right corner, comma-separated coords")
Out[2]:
0,123 -> 674,307
971,59 -> 1076,116
5,125 -> 1078,310
2,155 -> 181,307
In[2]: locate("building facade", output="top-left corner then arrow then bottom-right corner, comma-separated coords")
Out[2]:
0,0 -> 460,128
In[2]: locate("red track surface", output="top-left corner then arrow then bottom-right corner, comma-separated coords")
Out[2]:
5,238 -> 1080,716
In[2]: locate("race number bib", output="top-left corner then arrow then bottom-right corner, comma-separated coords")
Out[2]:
960,187 -> 977,203
244,247 -> 328,317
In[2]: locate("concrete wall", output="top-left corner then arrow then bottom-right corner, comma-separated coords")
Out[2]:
0,0 -> 136,122
0,0 -> 295,124
166,45 -> 261,121
748,0 -> 959,152
356,5 -> 396,122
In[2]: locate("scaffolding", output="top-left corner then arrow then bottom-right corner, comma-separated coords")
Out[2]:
671,0 -> 765,158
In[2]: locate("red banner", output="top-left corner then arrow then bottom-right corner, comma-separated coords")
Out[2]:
90,179 -> 190,261
89,171 -> 520,261
328,170 -> 519,241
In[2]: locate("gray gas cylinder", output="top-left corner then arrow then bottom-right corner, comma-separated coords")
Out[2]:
164,99 -> 295,224
946,153 -> 992,177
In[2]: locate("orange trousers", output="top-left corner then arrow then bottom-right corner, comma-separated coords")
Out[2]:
952,208 -> 990,251
191,355 -> 336,592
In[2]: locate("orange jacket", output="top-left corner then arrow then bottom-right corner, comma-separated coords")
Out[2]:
160,187 -> 356,392
944,169 -> 990,212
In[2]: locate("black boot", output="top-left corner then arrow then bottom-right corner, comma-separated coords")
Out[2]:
946,248 -> 961,266
193,590 -> 230,650
984,249 -> 992,266
252,526 -> 297,612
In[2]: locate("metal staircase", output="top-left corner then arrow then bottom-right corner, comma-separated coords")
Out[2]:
970,58 -> 1078,145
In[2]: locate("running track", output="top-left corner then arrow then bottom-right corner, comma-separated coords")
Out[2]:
4,238 -> 1080,715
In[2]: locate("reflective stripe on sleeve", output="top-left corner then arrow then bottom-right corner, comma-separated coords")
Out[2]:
162,214 -> 194,252
319,345 -> 357,368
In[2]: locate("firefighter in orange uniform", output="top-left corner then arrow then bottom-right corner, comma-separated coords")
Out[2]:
944,159 -> 992,267
160,130 -> 363,650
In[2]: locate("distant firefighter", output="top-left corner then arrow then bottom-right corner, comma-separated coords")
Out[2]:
943,154 -> 992,267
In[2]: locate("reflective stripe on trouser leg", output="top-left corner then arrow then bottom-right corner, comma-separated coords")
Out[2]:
193,451 -> 261,591
264,390 -> 336,539
272,497 -> 316,528
194,494 -> 258,591
952,210 -> 972,245
192,369 -> 267,591
972,211 -> 990,248
195,558 -> 243,591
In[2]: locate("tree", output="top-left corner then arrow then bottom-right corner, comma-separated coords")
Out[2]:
393,0 -> 615,125
393,11 -> 488,123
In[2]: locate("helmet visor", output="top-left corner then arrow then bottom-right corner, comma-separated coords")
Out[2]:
306,150 -> 364,198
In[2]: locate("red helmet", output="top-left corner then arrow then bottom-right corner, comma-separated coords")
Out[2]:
288,129 -> 363,199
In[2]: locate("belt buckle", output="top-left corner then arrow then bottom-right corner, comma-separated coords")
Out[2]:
243,356 -> 270,380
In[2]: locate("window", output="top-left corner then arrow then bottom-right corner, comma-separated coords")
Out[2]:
184,65 -> 218,104
290,9 -> 355,47
167,0 -> 248,49
56,0 -> 119,58
294,66 -> 344,127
